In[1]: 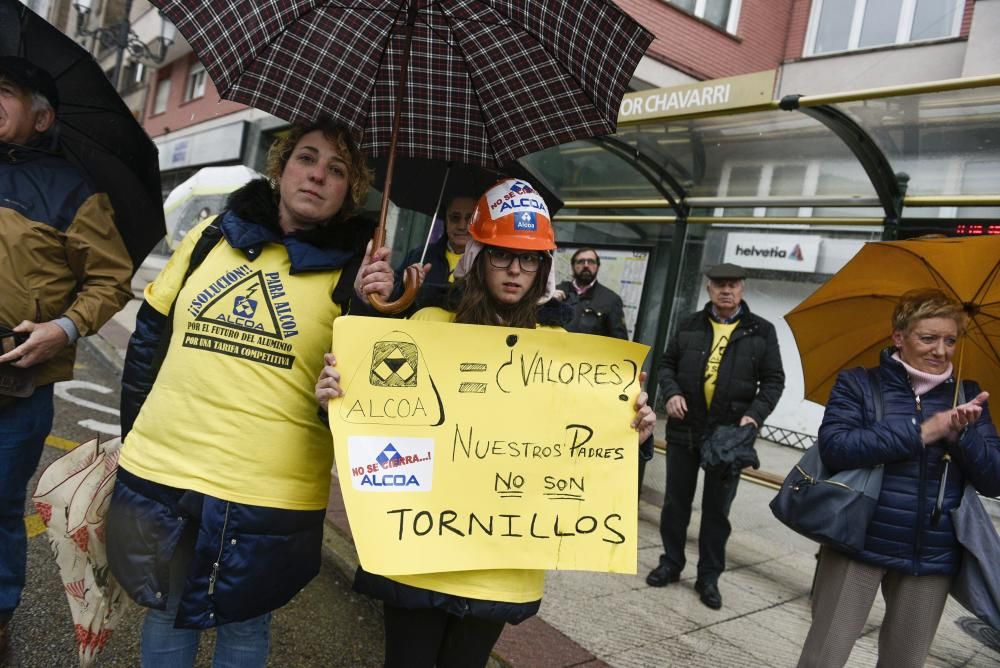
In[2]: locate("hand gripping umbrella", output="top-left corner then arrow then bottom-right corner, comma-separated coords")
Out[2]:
0,0 -> 165,269
147,0 -> 653,312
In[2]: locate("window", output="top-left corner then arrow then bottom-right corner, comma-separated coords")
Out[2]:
664,0 -> 742,33
807,0 -> 962,55
152,77 -> 170,115
957,160 -> 1000,220
185,62 -> 207,101
120,62 -> 146,95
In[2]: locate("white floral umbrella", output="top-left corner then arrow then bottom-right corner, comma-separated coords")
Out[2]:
32,437 -> 130,667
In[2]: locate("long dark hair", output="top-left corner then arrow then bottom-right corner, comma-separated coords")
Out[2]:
453,250 -> 551,329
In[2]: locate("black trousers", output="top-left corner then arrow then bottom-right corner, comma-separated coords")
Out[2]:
658,440 -> 741,582
382,603 -> 505,668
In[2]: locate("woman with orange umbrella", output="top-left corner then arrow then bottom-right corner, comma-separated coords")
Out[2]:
796,288 -> 1000,667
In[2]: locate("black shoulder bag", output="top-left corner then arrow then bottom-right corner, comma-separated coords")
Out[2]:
769,368 -> 884,554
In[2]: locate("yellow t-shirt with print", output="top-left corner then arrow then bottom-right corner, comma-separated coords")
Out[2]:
704,319 -> 738,409
444,249 -> 461,283
119,218 -> 342,511
383,306 -> 546,604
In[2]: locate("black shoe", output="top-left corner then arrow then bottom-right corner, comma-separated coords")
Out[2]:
646,563 -> 680,587
695,580 -> 722,609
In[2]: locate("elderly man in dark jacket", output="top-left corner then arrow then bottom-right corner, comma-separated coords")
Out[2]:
553,247 -> 629,339
646,263 -> 784,610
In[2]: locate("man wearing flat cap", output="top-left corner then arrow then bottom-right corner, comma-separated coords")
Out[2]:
0,56 -> 131,654
646,262 -> 784,610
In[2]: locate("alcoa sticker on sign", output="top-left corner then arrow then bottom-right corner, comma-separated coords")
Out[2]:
486,180 -> 550,220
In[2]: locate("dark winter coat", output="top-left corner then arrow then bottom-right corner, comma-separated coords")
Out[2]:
392,235 -> 455,316
658,301 -> 785,448
556,280 -> 629,339
819,350 -> 1000,575
108,179 -> 373,628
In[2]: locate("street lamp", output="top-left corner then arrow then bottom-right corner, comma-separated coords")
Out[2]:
73,0 -> 176,91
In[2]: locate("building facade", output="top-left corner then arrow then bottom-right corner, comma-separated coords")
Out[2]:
28,0 -> 1000,441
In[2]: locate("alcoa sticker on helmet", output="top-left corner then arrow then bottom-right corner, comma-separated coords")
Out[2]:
486,180 -> 551,221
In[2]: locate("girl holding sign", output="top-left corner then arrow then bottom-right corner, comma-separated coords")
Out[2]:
318,179 -> 657,668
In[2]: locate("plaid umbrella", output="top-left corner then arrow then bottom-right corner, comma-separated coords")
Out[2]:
148,0 -> 652,168
151,0 -> 651,311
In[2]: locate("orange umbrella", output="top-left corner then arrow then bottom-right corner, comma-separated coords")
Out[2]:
785,235 -> 1000,430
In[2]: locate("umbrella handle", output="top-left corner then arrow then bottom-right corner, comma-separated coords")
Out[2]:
367,0 -> 420,315
367,215 -> 420,315
369,265 -> 421,315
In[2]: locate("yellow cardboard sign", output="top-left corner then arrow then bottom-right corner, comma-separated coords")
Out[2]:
330,316 -> 650,576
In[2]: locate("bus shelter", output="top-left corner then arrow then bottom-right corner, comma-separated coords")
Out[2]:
389,72 -> 1000,445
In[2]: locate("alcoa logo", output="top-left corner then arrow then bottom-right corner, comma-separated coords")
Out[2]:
733,242 -> 805,260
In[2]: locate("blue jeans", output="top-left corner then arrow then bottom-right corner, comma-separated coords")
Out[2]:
141,531 -> 272,668
0,384 -> 53,618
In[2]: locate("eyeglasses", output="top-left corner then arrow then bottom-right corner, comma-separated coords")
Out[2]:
573,258 -> 598,266
485,247 -> 543,273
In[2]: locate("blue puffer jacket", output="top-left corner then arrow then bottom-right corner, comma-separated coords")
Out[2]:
107,469 -> 325,629
819,349 -> 1000,575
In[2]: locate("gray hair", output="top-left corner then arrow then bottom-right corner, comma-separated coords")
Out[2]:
30,90 -> 53,115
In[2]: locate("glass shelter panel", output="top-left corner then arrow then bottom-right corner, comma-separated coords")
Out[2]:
838,86 -> 1000,198
521,140 -> 666,202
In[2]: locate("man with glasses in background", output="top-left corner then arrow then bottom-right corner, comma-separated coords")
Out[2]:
553,248 -> 629,340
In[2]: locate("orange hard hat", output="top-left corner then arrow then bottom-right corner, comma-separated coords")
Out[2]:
469,179 -> 556,251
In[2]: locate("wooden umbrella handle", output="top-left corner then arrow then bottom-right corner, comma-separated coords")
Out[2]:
368,0 -> 420,316
369,264 -> 421,315
367,217 -> 419,314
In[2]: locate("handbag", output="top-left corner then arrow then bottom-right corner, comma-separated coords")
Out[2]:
769,368 -> 884,553
950,483 -> 1000,630
948,380 -> 1000,630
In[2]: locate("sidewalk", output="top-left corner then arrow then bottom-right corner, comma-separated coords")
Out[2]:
86,265 -> 1000,667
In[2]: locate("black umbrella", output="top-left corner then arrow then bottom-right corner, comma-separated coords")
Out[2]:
370,156 -> 564,219
0,0 -> 164,269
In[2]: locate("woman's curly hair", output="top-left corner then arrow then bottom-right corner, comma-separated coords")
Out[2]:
265,118 -> 372,221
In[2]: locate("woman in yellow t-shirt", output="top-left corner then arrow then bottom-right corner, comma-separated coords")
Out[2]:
106,119 -> 393,668
317,179 -> 656,668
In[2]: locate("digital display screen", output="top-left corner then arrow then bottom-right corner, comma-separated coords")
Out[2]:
953,223 -> 1000,235
897,219 -> 1000,239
